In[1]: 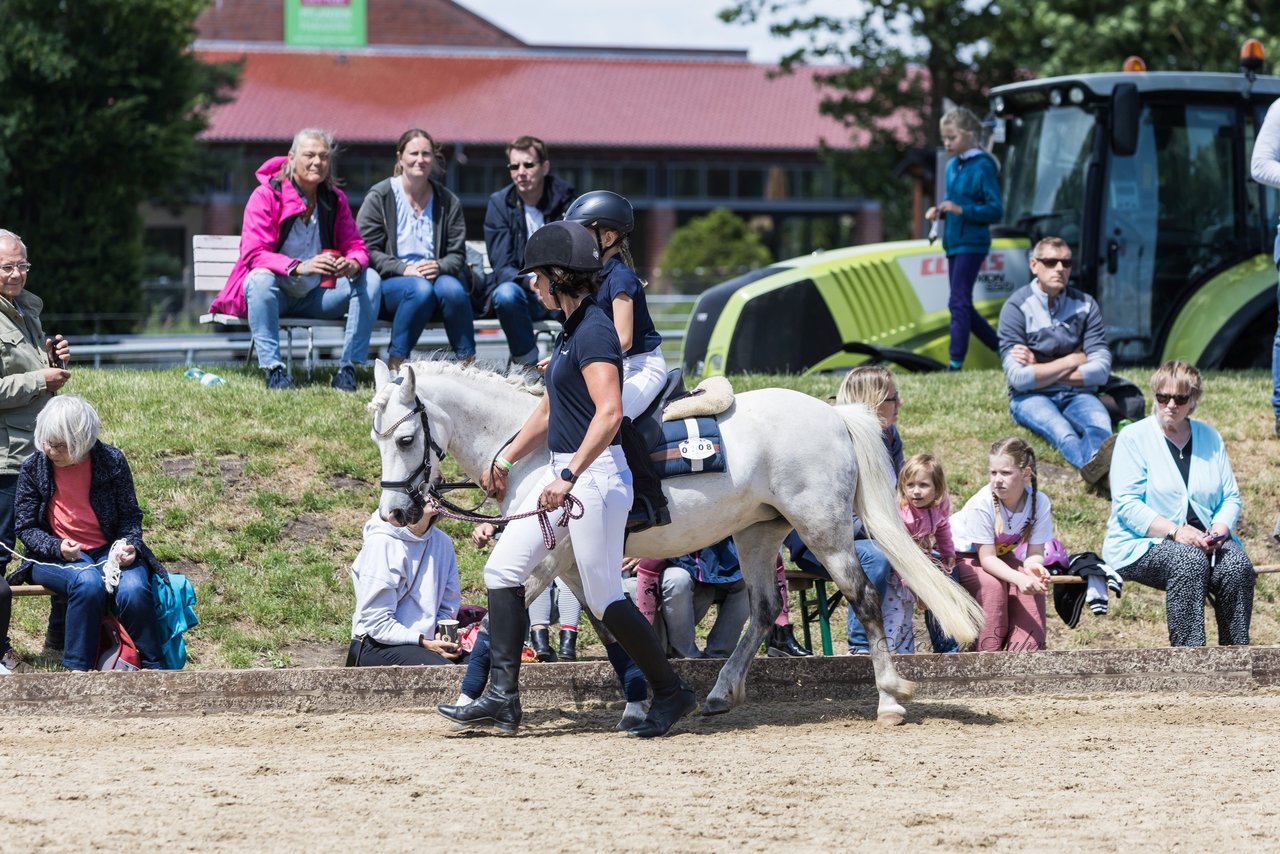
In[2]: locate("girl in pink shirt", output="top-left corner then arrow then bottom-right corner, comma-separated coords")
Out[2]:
881,454 -> 957,652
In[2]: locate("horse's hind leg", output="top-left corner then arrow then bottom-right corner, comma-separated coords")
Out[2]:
793,525 -> 914,726
703,519 -> 791,716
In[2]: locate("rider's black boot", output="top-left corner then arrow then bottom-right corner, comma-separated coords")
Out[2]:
619,418 -> 670,530
437,586 -> 527,733
600,598 -> 696,738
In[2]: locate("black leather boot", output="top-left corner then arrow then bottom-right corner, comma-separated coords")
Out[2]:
530,627 -> 557,662
767,623 -> 812,658
437,587 -> 528,733
558,628 -> 578,661
600,598 -> 696,738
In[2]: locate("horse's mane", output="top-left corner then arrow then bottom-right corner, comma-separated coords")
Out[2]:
365,357 -> 544,414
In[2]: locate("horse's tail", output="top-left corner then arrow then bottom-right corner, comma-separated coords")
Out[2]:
835,404 -> 984,646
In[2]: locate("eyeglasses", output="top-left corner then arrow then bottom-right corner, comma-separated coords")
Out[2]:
0,263 -> 32,276
507,160 -> 542,172
1034,257 -> 1072,269
884,394 -> 901,404
1155,392 -> 1191,406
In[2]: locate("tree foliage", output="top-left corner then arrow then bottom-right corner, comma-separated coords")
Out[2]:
721,0 -> 1273,238
0,0 -> 238,326
657,208 -> 773,291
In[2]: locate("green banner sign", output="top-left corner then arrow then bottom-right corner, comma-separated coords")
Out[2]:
284,0 -> 367,48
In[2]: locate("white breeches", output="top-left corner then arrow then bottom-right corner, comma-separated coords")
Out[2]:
621,347 -> 667,420
484,446 -> 633,618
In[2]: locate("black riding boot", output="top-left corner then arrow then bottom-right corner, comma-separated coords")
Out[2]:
600,598 -> 696,738
619,418 -> 670,531
530,627 -> 557,662
437,586 -> 527,733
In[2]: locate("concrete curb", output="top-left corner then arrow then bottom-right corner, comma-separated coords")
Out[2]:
1,646 -> 1276,717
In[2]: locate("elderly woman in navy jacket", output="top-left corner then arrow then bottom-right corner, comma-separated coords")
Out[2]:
13,395 -> 165,670
1103,360 -> 1254,646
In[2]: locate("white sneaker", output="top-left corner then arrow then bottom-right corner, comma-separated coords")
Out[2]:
0,662 -> 11,676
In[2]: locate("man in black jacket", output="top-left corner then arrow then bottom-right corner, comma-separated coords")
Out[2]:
482,136 -> 576,364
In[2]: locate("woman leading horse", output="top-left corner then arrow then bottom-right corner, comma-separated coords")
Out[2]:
435,221 -> 696,737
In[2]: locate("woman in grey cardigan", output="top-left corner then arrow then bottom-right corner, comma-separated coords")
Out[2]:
357,129 -> 474,368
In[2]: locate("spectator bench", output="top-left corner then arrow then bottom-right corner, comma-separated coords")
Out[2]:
783,567 -> 1149,657
193,235 -> 559,377
11,584 -> 55,598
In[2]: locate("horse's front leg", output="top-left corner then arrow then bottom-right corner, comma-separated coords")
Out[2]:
522,545 -> 574,609
704,519 -> 790,716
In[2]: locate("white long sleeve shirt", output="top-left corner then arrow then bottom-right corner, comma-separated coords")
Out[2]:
350,513 -> 461,646
1251,100 -> 1280,190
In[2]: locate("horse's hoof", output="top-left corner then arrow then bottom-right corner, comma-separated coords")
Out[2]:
702,696 -> 732,716
877,712 -> 905,727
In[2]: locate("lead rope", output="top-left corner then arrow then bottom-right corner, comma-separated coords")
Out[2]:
426,493 -> 585,550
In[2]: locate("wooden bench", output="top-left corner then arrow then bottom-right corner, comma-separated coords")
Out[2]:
11,584 -> 55,598
193,235 -> 559,377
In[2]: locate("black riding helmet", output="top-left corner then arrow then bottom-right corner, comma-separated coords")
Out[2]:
563,190 -> 635,234
519,220 -> 602,276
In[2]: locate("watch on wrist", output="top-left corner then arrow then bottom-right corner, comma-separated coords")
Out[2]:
560,467 -> 578,484
1165,527 -> 1178,541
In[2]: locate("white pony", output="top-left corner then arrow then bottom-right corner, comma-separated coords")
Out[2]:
368,360 -> 983,725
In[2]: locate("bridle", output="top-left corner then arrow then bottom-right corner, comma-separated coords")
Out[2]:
372,379 -> 584,548
373,392 -> 450,511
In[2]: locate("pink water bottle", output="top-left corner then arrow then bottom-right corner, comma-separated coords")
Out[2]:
319,248 -> 343,288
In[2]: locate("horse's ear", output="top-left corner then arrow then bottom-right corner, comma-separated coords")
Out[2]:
398,363 -> 416,404
374,359 -> 390,391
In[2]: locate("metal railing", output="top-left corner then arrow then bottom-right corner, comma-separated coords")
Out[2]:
66,295 -> 696,369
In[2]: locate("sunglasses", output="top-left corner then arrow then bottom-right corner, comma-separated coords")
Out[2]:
1155,392 -> 1191,406
507,160 -> 542,172
1034,257 -> 1072,269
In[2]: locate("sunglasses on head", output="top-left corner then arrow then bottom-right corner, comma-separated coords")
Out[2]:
1155,392 -> 1191,406
507,160 -> 541,172
1034,257 -> 1072,269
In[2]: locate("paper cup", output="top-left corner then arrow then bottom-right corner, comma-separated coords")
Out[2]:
437,619 -> 459,642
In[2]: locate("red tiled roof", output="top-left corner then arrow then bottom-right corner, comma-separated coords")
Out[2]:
196,48 -> 861,151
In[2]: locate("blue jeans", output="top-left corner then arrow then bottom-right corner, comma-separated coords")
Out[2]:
0,473 -> 16,573
784,531 -> 892,654
31,546 -> 164,671
1271,233 -> 1280,417
372,271 -> 476,359
458,627 -> 490,700
924,566 -> 961,653
490,279 -> 551,363
244,267 -> 380,369
1009,387 -> 1113,469
947,252 -> 999,364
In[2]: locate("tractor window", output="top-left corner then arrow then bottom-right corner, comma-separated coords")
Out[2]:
1099,103 -> 1244,361
725,279 -> 842,374
998,106 -> 1095,247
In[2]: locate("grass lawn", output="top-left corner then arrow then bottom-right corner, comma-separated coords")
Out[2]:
8,364 -> 1280,667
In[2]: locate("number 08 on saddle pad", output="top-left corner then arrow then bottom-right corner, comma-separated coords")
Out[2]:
650,416 -> 725,478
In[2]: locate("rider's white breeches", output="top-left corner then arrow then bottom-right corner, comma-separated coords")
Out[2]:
621,347 -> 667,420
484,447 -> 633,618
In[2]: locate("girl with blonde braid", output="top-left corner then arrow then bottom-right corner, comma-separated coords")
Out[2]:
950,437 -> 1052,651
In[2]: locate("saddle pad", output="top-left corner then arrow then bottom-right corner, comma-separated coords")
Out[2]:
650,417 -> 726,479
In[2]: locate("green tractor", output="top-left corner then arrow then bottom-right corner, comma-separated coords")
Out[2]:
684,50 -> 1280,377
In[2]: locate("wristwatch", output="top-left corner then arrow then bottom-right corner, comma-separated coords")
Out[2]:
559,467 -> 578,484
1165,527 -> 1178,541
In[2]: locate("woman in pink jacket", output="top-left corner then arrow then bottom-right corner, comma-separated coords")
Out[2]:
209,128 -> 376,392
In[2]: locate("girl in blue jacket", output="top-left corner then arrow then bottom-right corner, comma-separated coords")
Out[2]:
926,108 -> 1004,370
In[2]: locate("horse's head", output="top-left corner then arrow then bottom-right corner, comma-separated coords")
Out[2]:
368,360 -> 452,527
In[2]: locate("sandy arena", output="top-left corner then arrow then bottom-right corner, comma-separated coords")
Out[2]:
3,689 -> 1279,851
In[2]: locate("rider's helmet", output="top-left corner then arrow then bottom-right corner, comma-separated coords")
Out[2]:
519,220 -> 602,276
563,190 -> 635,234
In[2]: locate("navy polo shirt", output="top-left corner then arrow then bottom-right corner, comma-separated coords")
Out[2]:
596,256 -> 662,357
546,299 -> 624,453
